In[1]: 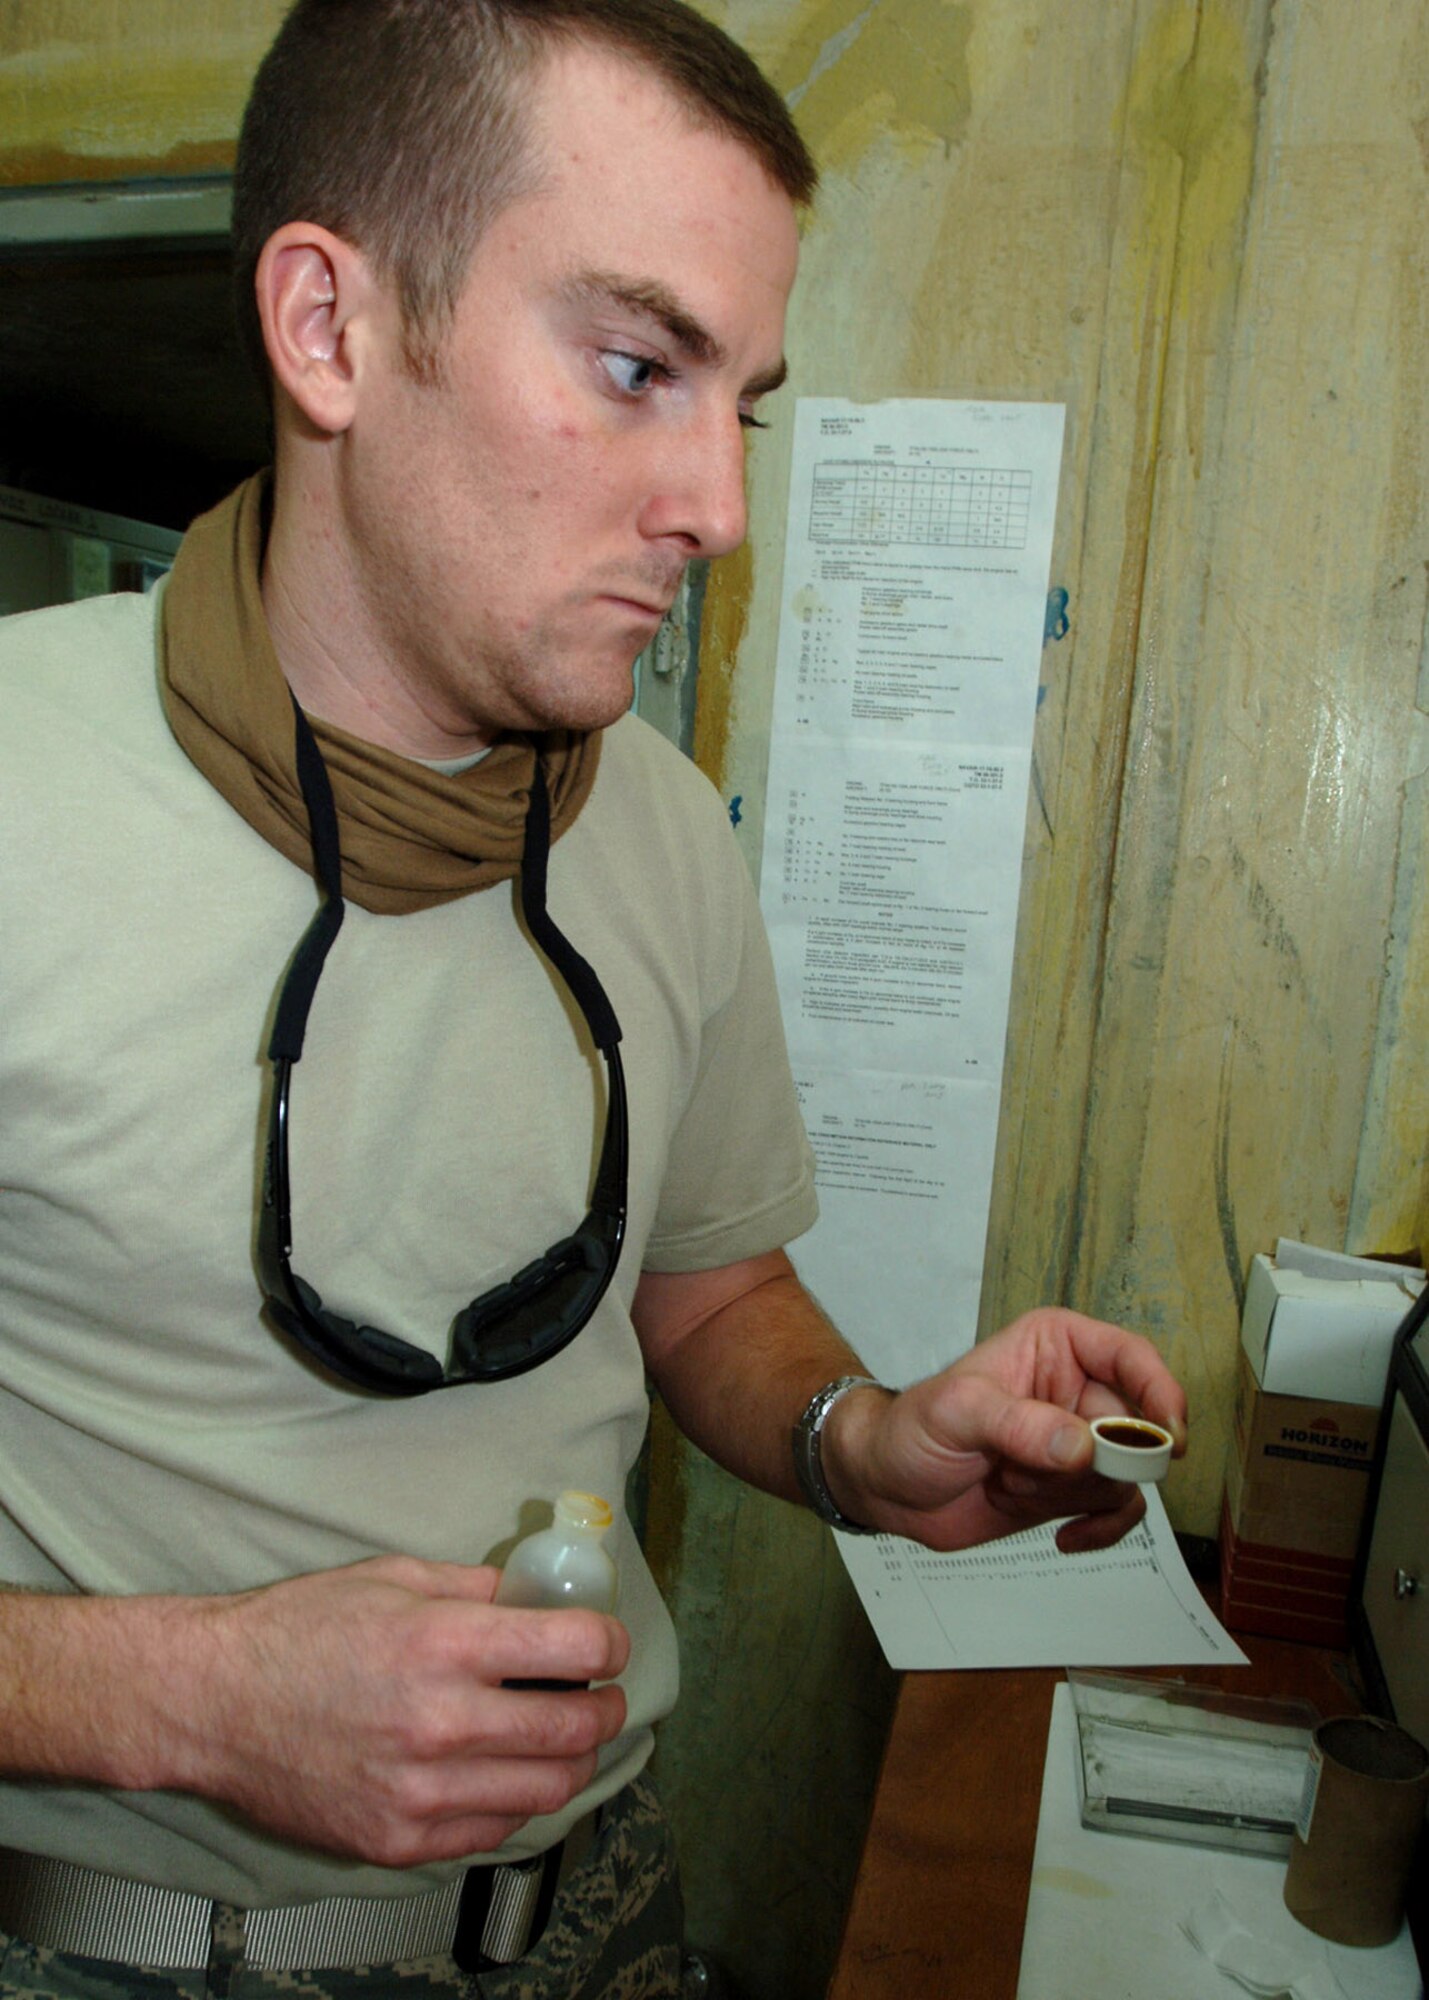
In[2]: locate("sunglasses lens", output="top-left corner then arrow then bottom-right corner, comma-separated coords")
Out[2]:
263,1216 -> 619,1391
263,1259 -> 446,1394
452,1220 -> 619,1381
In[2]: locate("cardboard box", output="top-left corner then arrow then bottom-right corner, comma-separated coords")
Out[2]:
1219,1243 -> 1421,1644
1219,1498 -> 1354,1648
1225,1349 -> 1379,1558
1219,1349 -> 1379,1645
1240,1250 -> 1418,1405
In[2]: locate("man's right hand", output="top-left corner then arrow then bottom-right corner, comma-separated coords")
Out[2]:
0,1557 -> 629,1869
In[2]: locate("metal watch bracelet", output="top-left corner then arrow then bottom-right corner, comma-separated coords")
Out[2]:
792,1374 -> 885,1533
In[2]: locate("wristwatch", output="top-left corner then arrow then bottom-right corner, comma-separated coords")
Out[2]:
791,1374 -> 885,1534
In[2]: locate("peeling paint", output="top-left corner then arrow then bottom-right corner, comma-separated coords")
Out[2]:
1214,1022 -> 1244,1309
1227,843 -> 1306,988
785,0 -> 880,110
766,0 -> 974,172
0,20 -> 281,182
1120,4 -> 1259,474
692,539 -> 755,793
0,138 -> 234,184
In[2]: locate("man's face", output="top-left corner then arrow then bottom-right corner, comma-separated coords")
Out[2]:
337,42 -> 801,746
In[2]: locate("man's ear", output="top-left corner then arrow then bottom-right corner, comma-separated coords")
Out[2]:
254,222 -> 381,435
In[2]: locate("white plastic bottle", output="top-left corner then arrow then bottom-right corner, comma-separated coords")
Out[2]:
495,1489 -> 619,1614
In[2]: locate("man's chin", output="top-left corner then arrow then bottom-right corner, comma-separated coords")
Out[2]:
513,667 -> 639,738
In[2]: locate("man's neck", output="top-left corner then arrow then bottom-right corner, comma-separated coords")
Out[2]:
260,474 -> 496,762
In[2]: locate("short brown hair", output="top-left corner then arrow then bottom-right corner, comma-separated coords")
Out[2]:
232,0 -> 817,387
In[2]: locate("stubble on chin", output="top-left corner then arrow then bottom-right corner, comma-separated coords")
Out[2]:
461,639 -> 640,741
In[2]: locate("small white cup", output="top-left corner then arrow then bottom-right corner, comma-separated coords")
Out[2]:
1089,1415 -> 1173,1483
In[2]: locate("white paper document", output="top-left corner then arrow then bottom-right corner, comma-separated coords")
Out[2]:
761,398 -> 1064,1386
836,1489 -> 1249,1670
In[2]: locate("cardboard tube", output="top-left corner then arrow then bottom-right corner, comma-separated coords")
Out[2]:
1283,1715 -> 1429,1946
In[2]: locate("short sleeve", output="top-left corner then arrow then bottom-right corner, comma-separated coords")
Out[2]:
641,857 -> 817,1272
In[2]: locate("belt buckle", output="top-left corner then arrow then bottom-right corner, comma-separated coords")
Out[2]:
453,1849 -> 560,1973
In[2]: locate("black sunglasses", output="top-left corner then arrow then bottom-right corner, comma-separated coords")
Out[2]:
257,699 -> 627,1396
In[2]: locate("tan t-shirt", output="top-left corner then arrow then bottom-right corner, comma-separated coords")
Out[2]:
0,585 -> 817,1905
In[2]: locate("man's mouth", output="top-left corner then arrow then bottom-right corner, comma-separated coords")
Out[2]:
604,594 -> 672,621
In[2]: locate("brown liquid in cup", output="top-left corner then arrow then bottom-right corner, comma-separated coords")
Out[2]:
1096,1421 -> 1165,1448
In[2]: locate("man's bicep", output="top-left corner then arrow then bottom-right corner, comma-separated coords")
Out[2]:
631,1249 -> 794,1377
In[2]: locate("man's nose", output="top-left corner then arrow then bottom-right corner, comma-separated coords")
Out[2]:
639,408 -> 749,558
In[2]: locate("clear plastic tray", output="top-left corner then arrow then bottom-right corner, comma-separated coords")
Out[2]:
1068,1670 -> 1317,1856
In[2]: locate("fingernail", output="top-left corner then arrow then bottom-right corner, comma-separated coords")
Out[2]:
1050,1423 -> 1085,1466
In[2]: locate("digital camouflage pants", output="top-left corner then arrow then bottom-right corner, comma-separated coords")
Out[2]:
0,1775 -> 681,2000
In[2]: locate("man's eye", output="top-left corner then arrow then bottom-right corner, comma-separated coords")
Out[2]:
601,351 -> 665,396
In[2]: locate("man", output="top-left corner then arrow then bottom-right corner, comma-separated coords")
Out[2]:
0,2 -> 1186,1994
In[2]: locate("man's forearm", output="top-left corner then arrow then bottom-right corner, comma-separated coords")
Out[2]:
633,1251 -> 885,1510
635,1259 -> 1191,1554
0,1586 -> 208,1790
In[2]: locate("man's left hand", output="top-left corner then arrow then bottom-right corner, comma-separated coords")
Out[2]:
819,1309 -> 1188,1553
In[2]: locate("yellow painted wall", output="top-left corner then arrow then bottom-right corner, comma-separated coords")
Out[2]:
0,2 -> 284,183
674,4 -> 1427,1988
3,4 -> 1426,1996
697,0 -> 1427,1531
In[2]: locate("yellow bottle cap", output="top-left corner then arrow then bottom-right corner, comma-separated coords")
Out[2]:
555,1490 -> 613,1531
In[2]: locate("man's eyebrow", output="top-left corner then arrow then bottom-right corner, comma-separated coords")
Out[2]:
561,269 -> 788,398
